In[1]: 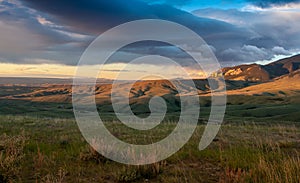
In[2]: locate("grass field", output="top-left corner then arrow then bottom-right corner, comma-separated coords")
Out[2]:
0,115 -> 299,182
0,90 -> 299,182
1,98 -> 300,122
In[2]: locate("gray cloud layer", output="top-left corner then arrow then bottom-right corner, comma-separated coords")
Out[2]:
0,0 -> 299,67
193,7 -> 300,64
247,0 -> 300,7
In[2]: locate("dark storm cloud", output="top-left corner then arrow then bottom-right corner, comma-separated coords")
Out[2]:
141,0 -> 194,6
1,0 -> 90,44
20,0 -> 256,66
21,0 -> 250,39
1,0 -> 299,67
21,0 -> 155,33
247,0 -> 300,7
0,0 -> 94,65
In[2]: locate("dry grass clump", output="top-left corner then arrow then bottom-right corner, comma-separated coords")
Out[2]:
221,168 -> 251,183
220,125 -> 300,183
41,168 -> 67,183
0,131 -> 27,182
253,151 -> 300,183
79,145 -> 110,164
222,150 -> 300,183
117,161 -> 166,182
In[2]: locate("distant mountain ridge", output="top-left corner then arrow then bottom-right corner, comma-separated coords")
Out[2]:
222,54 -> 300,82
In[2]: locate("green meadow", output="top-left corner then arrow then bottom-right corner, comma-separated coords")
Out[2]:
0,101 -> 299,182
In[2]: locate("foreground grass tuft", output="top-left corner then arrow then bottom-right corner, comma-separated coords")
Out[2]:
0,131 -> 27,182
117,161 -> 166,182
219,125 -> 300,183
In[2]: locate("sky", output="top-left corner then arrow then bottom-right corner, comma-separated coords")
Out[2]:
0,0 -> 300,79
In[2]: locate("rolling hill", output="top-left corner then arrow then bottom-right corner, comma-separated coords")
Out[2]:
0,54 -> 299,108
227,69 -> 300,97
